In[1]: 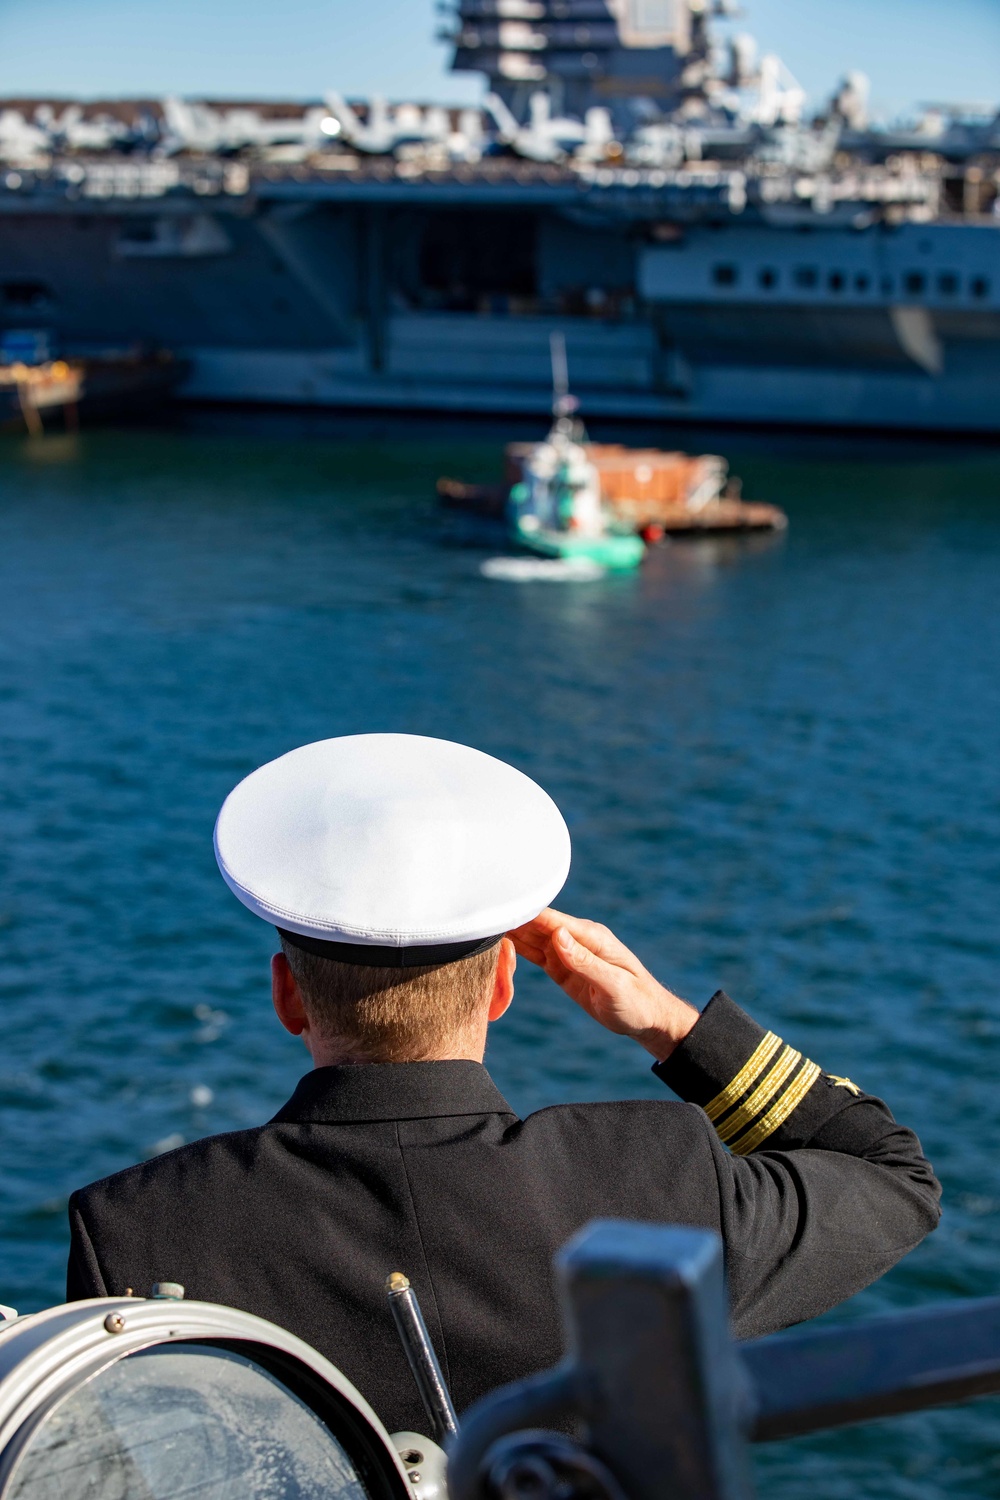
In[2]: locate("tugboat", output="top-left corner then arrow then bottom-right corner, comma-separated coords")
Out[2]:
505,337 -> 646,573
438,334 -> 787,553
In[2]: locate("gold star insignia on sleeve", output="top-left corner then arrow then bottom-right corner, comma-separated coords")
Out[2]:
827,1074 -> 862,1095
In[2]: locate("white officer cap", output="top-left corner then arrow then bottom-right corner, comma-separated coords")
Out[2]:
214,734 -> 571,966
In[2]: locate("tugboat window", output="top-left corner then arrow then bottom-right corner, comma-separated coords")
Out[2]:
904,271 -> 926,295
712,264 -> 738,286
3,1344 -> 375,1500
794,267 -> 818,289
971,276 -> 990,299
854,273 -> 871,292
937,272 -> 958,296
828,270 -> 845,292
758,267 -> 777,289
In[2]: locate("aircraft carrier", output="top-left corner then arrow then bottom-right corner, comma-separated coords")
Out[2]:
0,0 -> 997,432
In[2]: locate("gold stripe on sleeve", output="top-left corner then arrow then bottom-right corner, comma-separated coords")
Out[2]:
729,1059 -> 823,1156
715,1045 -> 802,1145
704,1031 -> 782,1123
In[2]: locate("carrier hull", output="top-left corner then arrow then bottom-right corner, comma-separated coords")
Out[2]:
0,158 -> 996,434
177,336 -> 1000,433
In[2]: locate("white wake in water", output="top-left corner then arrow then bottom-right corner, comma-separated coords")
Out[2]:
480,556 -> 605,582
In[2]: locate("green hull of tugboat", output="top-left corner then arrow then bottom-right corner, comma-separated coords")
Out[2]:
512,518 -> 645,572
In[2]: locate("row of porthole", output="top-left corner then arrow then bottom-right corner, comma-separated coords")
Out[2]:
712,264 -> 992,299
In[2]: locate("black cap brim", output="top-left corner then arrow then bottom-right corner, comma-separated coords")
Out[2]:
277,928 -> 503,968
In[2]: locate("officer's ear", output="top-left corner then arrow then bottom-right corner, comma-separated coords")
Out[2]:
271,952 -> 311,1038
487,938 -> 516,1024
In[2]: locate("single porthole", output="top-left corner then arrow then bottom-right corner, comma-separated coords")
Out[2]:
854,273 -> 870,292
828,271 -> 845,292
904,271 -> 926,295
758,267 -> 777,290
794,267 -> 818,289
971,276 -> 990,300
712,264 -> 738,287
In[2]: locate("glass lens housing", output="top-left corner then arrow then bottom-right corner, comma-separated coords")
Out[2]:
5,1342 -> 374,1500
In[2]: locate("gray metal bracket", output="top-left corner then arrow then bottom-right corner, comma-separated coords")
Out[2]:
449,1219 -> 1000,1500
450,1221 -> 753,1500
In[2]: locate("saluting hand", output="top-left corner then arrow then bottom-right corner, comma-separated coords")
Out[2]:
508,908 -> 699,1062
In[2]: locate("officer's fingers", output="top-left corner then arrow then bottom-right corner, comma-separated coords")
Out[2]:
532,939 -> 574,988
548,910 -> 643,975
508,929 -> 548,966
508,915 -> 557,954
509,929 -> 575,990
551,926 -> 627,1001
528,908 -> 622,960
511,913 -> 617,997
510,914 -> 582,972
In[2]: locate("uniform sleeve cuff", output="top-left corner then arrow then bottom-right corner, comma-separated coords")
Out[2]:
653,991 -> 822,1156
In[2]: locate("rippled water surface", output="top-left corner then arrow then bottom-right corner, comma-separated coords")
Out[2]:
1,417 -> 999,1498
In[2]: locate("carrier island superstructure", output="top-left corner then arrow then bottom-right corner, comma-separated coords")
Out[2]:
0,0 -> 997,432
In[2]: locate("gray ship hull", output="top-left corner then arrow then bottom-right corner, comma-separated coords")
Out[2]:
1,171 -> 997,433
182,317 -> 1000,433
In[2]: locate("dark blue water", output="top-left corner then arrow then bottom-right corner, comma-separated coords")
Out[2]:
1,419 -> 999,1497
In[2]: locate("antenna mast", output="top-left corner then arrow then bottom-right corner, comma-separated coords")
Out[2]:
549,330 -> 578,425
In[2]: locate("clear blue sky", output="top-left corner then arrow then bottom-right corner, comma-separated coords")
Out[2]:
0,0 -> 996,119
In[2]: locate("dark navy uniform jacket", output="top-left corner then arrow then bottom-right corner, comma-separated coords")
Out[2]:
67,993 -> 941,1435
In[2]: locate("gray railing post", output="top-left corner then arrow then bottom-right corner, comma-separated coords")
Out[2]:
557,1221 -> 754,1500
450,1220 -> 1000,1500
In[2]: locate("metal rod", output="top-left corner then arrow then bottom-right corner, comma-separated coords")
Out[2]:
386,1271 -> 459,1442
742,1294 -> 1000,1442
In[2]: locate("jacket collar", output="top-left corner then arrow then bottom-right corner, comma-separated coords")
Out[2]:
271,1060 -> 517,1124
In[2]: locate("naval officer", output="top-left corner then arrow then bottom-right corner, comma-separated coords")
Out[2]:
68,734 -> 940,1434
